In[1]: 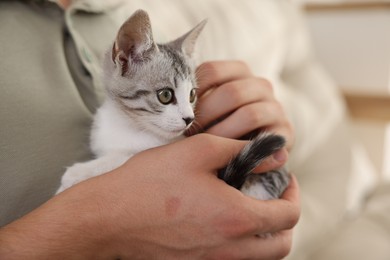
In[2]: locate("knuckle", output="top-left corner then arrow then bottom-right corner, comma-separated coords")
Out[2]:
274,102 -> 288,120
198,61 -> 221,82
225,83 -> 244,105
286,118 -> 295,132
245,106 -> 262,126
282,203 -> 300,230
285,121 -> 295,139
277,232 -> 293,259
235,60 -> 251,72
273,101 -> 283,113
255,77 -> 274,92
290,207 -> 301,229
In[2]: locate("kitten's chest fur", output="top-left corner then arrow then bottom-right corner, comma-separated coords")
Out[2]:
90,100 -> 182,157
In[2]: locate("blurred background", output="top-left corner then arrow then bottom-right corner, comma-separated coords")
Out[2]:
302,0 -> 390,182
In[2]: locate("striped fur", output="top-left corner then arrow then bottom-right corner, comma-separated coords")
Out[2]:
219,134 -> 290,200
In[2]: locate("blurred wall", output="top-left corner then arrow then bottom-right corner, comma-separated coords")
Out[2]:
303,1 -> 390,179
305,1 -> 390,95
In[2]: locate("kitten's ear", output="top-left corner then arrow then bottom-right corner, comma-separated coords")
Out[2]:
112,9 -> 158,76
169,20 -> 207,58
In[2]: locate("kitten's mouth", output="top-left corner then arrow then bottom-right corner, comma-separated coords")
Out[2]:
150,123 -> 186,137
170,127 -> 187,134
169,124 -> 194,135
171,130 -> 184,134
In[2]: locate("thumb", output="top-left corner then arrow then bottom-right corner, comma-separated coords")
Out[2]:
173,134 -> 249,170
252,148 -> 288,174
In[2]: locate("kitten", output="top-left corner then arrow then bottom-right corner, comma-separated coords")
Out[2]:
56,10 -> 289,199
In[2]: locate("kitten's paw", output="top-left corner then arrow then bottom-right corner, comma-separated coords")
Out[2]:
55,154 -> 131,195
56,163 -> 96,194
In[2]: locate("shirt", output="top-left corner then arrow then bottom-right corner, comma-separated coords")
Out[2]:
0,0 -> 126,226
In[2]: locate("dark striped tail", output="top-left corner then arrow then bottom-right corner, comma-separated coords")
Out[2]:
218,134 -> 286,190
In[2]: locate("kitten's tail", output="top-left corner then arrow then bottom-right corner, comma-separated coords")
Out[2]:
218,134 -> 286,189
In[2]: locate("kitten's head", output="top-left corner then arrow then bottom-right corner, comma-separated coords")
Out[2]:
103,10 -> 206,140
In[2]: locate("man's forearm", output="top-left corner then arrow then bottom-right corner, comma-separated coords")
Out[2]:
0,190 -> 106,259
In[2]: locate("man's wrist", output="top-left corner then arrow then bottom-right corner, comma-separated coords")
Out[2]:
0,184 -> 109,259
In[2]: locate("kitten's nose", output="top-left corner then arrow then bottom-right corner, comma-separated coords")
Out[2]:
182,117 -> 194,126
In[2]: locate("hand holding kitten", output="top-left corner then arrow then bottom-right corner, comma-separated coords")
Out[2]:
190,61 -> 293,199
191,60 -> 294,152
0,134 -> 299,259
0,8 -> 300,260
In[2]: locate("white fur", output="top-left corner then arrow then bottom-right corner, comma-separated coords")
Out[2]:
90,100 -> 172,157
56,153 -> 130,194
91,81 -> 194,157
240,182 -> 275,201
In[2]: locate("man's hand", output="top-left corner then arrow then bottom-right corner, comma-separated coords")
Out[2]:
189,60 -> 294,174
0,134 -> 300,259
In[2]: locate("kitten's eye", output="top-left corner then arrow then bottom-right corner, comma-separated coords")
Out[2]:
189,89 -> 197,103
157,88 -> 174,105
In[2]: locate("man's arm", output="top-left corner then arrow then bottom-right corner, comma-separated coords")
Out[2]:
0,134 -> 299,259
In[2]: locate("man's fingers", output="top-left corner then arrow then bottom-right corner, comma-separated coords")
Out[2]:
164,134 -> 248,171
202,101 -> 282,138
195,77 -> 273,129
244,175 -> 300,234
251,148 -> 289,174
196,61 -> 252,96
147,134 -> 288,175
209,230 -> 293,260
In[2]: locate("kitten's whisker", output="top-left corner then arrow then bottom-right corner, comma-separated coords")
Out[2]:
186,120 -> 204,136
195,120 -> 205,133
193,111 -> 207,120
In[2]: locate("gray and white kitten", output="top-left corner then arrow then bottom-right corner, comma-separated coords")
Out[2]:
56,10 -> 289,199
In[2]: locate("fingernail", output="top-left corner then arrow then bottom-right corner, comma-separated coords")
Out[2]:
273,149 -> 287,163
